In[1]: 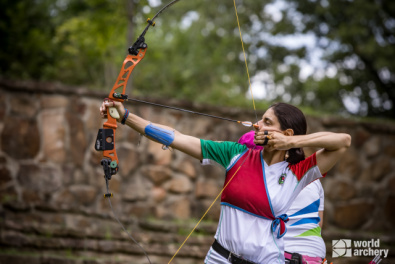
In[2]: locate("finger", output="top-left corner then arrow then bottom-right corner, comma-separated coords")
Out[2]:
254,139 -> 265,146
255,132 -> 267,138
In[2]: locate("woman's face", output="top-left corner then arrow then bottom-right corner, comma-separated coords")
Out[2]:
256,107 -> 282,132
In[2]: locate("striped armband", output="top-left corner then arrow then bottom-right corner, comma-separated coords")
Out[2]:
144,123 -> 175,147
121,109 -> 130,125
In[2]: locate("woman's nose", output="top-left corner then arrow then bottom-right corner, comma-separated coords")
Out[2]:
254,121 -> 262,130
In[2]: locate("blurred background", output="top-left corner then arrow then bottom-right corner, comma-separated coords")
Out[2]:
1,0 -> 395,118
0,0 -> 394,263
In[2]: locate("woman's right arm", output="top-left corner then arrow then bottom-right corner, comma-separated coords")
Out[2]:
100,101 -> 203,160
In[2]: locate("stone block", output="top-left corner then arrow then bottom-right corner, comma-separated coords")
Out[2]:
333,201 -> 374,229
306,117 -> 324,133
142,165 -> 172,185
17,164 -> 62,195
117,145 -> 140,178
336,147 -> 360,179
22,189 -> 42,203
388,176 -> 395,194
69,96 -> 87,116
195,180 -> 220,199
170,198 -> 191,219
201,163 -> 226,181
121,176 -> 150,202
52,189 -> 75,209
0,255 -> 40,264
69,185 -> 98,206
10,94 -> 39,118
385,195 -> 395,227
383,140 -> 395,157
66,112 -> 87,167
147,139 -> 173,165
353,127 -> 370,148
177,159 -> 197,179
167,175 -> 192,194
326,179 -> 356,201
0,166 -> 12,188
362,136 -> 381,158
40,95 -> 69,109
41,110 -> 66,163
1,230 -> 28,247
155,205 -> 168,219
360,157 -> 392,182
0,155 -> 6,165
89,146 -> 103,166
125,202 -> 154,218
194,199 -> 221,221
85,100 -> 103,131
0,185 -> 18,203
106,175 -> 121,193
371,156 -> 391,181
1,117 -> 40,159
152,186 -> 167,202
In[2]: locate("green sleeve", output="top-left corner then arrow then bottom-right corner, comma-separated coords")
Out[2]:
200,139 -> 248,169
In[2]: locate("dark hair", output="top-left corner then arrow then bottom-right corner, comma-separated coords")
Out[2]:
270,102 -> 307,164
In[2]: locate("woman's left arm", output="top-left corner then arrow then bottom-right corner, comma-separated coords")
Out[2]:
288,132 -> 351,174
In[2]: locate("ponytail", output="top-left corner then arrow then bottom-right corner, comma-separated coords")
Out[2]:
286,148 -> 305,165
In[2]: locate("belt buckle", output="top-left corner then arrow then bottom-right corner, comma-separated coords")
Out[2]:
228,251 -> 242,263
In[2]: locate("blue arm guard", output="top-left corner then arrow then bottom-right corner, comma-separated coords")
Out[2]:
144,123 -> 175,147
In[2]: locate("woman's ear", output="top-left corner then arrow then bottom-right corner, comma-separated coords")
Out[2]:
284,128 -> 294,136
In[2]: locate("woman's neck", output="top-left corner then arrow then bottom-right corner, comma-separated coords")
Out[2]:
262,150 -> 286,166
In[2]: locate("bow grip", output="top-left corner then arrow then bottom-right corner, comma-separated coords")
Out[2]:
109,107 -> 120,119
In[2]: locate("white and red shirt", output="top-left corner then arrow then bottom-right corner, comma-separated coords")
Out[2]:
284,179 -> 326,258
200,140 -> 325,264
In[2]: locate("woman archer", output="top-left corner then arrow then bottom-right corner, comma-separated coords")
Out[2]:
99,101 -> 351,264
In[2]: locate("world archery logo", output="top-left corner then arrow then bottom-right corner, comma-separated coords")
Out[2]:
332,239 -> 352,257
332,238 -> 389,259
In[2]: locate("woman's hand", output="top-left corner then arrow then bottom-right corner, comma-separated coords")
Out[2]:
254,131 -> 293,150
100,100 -> 126,121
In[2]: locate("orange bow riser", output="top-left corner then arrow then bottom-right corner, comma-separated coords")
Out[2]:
95,48 -> 147,182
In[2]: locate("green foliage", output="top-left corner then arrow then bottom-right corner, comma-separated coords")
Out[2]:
0,0 -> 56,79
0,0 -> 394,118
281,0 -> 395,118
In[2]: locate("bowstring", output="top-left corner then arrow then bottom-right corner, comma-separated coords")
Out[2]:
233,0 -> 259,122
167,1 -> 259,263
105,181 -> 153,264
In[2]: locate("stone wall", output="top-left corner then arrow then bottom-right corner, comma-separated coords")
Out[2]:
0,79 -> 394,264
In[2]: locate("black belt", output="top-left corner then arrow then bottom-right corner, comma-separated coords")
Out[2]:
212,240 -> 257,264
